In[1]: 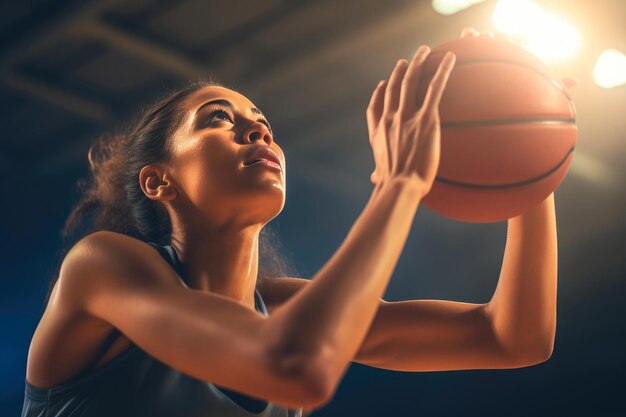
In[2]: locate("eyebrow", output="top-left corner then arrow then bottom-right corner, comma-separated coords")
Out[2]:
196,99 -> 265,118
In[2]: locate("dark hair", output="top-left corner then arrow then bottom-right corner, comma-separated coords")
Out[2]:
44,80 -> 299,306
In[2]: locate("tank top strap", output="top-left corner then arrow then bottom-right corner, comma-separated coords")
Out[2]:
146,241 -> 187,282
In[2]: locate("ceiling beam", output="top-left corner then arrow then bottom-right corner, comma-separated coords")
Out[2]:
2,72 -> 110,122
0,0 -> 121,68
241,1 -> 433,98
2,16 -> 215,91
69,20 -> 214,80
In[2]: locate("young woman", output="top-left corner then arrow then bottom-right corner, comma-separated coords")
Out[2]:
21,29 -> 565,417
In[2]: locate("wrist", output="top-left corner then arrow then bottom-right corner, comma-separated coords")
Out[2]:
375,175 -> 426,201
508,193 -> 555,225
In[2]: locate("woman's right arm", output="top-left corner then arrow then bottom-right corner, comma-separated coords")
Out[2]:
265,176 -> 424,403
58,179 -> 421,412
267,46 -> 456,406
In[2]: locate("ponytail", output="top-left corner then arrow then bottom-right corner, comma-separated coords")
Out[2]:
63,133 -> 135,240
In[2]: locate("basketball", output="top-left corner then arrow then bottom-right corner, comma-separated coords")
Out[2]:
416,35 -> 577,223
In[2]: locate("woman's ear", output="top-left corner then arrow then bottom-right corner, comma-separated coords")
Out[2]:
139,165 -> 177,201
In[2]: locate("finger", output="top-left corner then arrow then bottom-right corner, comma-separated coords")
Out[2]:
366,80 -> 388,134
383,59 -> 409,115
562,76 -> 579,90
461,27 -> 480,37
421,52 -> 457,118
398,45 -> 431,119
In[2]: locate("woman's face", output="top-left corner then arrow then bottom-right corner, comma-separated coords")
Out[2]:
164,85 -> 286,228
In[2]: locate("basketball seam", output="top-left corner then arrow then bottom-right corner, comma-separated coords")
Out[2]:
441,118 -> 576,127
420,56 -> 575,109
436,146 -> 575,189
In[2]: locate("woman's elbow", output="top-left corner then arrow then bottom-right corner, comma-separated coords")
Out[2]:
293,358 -> 336,409
270,345 -> 338,409
510,340 -> 555,368
534,341 -> 555,363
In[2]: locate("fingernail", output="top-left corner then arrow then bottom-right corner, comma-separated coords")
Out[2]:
415,45 -> 430,57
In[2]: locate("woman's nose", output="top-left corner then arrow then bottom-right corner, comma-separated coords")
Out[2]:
245,122 -> 273,146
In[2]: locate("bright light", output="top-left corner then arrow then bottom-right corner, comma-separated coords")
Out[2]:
432,0 -> 486,15
492,0 -> 542,33
593,49 -> 626,89
492,0 -> 579,61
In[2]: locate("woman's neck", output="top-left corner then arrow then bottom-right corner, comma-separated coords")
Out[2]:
170,224 -> 261,310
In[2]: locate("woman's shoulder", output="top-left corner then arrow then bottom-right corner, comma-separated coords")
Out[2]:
64,230 -> 165,275
25,231 -> 156,389
72,230 -> 153,254
55,231 -> 181,311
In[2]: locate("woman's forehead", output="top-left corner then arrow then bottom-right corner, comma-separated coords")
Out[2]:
187,86 -> 256,112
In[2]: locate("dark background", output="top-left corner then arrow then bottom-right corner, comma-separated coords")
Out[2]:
1,0 -> 624,415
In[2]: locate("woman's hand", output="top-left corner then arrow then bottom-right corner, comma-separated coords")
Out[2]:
367,46 -> 456,197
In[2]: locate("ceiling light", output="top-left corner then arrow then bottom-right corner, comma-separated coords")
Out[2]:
593,49 -> 626,89
492,0 -> 579,61
432,0 -> 486,15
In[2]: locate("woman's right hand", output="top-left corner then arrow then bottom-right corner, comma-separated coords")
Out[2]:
366,45 -> 456,197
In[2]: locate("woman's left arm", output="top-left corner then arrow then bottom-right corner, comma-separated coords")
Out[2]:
354,193 -> 558,372
484,192 -> 558,364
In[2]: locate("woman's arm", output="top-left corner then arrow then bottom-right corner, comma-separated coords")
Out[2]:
265,45 -> 457,406
263,278 -> 502,372
369,193 -> 559,370
369,192 -> 558,370
484,193 -> 558,363
263,194 -> 558,372
265,176 -> 424,400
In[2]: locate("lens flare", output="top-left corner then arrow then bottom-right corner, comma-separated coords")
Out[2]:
432,0 -> 486,15
593,49 -> 626,89
492,0 -> 579,61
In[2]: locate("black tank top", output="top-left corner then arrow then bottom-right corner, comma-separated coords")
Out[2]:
21,241 -> 303,417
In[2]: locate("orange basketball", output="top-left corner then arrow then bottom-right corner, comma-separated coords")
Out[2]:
416,35 -> 577,223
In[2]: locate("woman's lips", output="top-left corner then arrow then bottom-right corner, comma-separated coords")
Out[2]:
243,147 -> 282,169
244,159 -> 282,171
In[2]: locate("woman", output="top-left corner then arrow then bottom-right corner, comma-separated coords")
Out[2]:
21,29 -> 565,417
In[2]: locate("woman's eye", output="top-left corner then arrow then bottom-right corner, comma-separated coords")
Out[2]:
205,109 -> 276,140
208,109 -> 232,124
